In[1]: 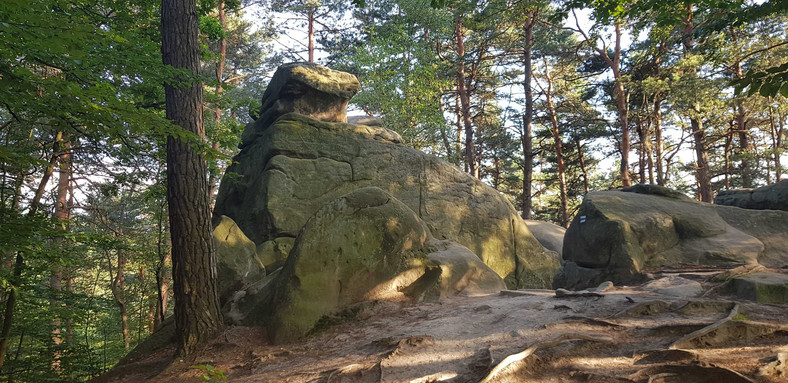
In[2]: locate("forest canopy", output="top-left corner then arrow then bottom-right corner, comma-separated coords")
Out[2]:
0,0 -> 786,381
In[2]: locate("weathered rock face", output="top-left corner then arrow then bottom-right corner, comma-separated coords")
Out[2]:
554,185 -> 788,289
714,180 -> 788,212
212,216 -> 266,304
214,64 -> 558,290
240,62 -> 360,149
525,220 -> 566,256
238,187 -> 505,343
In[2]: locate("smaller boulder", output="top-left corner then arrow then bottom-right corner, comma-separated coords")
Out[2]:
733,272 -> 788,304
638,276 -> 702,298
425,240 -> 506,298
212,216 -> 266,304
525,220 -> 566,256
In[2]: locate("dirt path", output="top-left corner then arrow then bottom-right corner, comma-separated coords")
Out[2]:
98,284 -> 788,383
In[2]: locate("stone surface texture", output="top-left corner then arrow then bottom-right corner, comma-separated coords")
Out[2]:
714,180 -> 788,212
258,187 -> 506,343
554,185 -> 788,289
212,215 -> 266,304
525,220 -> 566,256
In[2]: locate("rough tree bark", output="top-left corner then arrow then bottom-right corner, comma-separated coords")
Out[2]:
161,0 -> 223,356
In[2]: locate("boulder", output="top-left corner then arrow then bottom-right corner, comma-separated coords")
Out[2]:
258,187 -> 504,343
212,216 -> 266,304
214,63 -> 558,289
732,272 -> 788,304
714,180 -> 788,211
554,185 -> 788,289
525,220 -> 566,256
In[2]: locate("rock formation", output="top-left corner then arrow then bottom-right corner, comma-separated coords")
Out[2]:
214,63 -> 558,291
714,179 -> 788,211
554,185 -> 788,289
212,63 -> 557,341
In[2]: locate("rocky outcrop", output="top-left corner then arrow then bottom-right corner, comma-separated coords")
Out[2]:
214,63 -> 558,290
554,185 -> 788,289
714,180 -> 788,211
227,187 -> 506,343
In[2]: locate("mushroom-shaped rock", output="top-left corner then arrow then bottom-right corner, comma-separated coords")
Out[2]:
241,62 -> 360,147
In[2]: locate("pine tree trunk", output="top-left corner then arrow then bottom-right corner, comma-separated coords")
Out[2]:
612,22 -> 631,187
692,109 -> 713,202
455,15 -> 475,177
769,99 -> 783,182
654,95 -> 665,186
521,10 -> 536,219
161,0 -> 223,356
50,137 -> 71,371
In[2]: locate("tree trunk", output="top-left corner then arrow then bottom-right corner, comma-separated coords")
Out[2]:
692,109 -> 713,202
769,98 -> 783,182
116,251 -> 130,350
635,116 -> 646,184
161,0 -> 223,356
308,6 -> 315,63
50,137 -> 72,371
682,7 -> 712,202
540,61 -> 569,227
521,10 -> 536,219
207,0 -> 227,202
455,14 -> 475,177
577,140 -> 590,194
0,131 -> 64,373
654,95 -> 665,186
612,22 -> 631,187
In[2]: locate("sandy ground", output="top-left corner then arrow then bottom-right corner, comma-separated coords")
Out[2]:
96,276 -> 788,383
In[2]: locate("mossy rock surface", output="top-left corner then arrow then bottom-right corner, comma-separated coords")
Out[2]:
266,187 -> 433,343
733,272 -> 788,304
555,189 -> 783,289
212,215 -> 266,304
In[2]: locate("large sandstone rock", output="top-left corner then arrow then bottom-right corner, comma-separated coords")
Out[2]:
214,64 -> 558,289
714,180 -> 788,211
554,185 -> 788,289
212,216 -> 266,304
253,187 -> 505,343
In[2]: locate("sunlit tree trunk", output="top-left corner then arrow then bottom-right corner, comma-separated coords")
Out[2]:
50,136 -> 72,371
